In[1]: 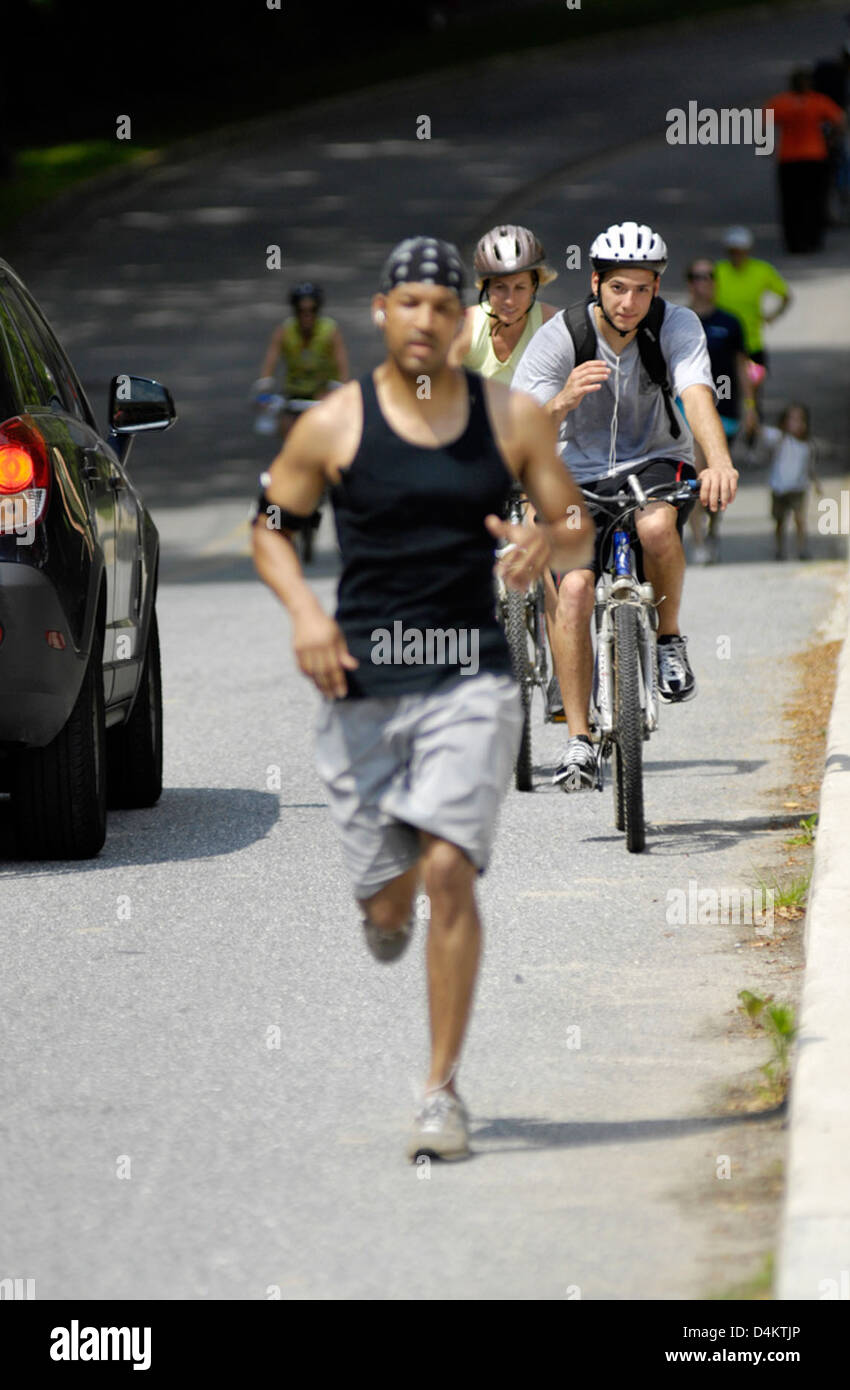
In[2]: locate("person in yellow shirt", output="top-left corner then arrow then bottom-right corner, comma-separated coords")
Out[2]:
257,282 -> 350,440
449,225 -> 559,383
713,228 -> 792,407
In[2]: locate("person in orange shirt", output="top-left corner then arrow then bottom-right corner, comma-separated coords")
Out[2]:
765,67 -> 846,252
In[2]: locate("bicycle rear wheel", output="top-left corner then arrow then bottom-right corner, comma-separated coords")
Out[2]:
613,603 -> 645,852
504,587 -> 533,791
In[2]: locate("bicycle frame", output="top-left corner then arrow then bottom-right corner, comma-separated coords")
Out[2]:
586,473 -> 697,784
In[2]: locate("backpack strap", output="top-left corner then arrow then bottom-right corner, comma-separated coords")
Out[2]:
561,295 -> 598,366
635,297 -> 682,440
563,294 -> 682,441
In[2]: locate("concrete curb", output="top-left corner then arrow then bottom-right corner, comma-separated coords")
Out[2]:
777,540 -> 850,1300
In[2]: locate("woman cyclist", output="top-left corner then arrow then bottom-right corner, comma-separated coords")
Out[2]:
255,282 -> 350,562
449,224 -> 559,382
256,282 -> 350,441
450,226 -> 564,716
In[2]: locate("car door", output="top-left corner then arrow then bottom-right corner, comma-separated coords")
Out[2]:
1,277 -> 121,700
95,440 -> 144,701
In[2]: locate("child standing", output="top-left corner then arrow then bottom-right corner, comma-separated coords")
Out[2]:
746,404 -> 821,560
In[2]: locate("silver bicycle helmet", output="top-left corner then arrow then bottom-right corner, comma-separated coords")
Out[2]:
589,222 -> 668,273
474,225 -> 550,279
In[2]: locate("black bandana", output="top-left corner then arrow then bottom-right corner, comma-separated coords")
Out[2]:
379,236 -> 466,297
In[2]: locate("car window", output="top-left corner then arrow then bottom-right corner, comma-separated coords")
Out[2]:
0,302 -> 32,419
0,282 -> 66,412
17,284 -> 99,430
3,280 -> 96,427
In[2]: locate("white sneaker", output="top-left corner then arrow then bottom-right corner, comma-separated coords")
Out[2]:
657,635 -> 696,702
407,1089 -> 470,1161
552,736 -> 597,791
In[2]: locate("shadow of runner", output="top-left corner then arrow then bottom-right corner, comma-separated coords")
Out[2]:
471,1107 -> 785,1154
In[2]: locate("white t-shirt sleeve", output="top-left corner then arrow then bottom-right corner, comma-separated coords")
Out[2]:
662,304 -> 716,398
511,314 -> 575,404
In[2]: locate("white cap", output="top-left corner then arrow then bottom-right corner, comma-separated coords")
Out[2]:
723,226 -> 753,250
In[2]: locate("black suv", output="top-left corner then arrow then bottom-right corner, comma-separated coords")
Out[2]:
0,259 -> 175,859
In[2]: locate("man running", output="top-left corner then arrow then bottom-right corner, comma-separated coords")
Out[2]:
512,221 -> 738,791
252,236 -> 593,1161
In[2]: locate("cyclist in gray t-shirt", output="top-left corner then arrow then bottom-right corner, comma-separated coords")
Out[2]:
512,221 -> 739,790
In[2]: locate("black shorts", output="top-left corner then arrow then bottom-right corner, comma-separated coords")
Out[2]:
558,457 -> 697,582
772,490 -> 806,523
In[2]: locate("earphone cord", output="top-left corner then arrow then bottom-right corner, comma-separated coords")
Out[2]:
608,353 -> 620,477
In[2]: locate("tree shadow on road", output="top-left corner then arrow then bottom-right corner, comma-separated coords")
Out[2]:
581,811 -> 811,856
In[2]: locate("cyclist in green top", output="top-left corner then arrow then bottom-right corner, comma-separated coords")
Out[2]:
257,282 -> 350,439
713,228 -> 792,409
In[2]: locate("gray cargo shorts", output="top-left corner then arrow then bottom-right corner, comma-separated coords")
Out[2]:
314,671 -> 523,900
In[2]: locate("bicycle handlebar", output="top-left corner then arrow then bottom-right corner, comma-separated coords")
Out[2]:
580,476 -> 699,512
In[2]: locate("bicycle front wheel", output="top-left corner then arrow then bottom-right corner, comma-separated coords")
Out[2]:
504,587 -> 533,792
613,603 -> 645,852
611,741 -> 626,832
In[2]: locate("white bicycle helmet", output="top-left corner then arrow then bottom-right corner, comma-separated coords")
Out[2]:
589,222 -> 668,273
723,225 -> 754,250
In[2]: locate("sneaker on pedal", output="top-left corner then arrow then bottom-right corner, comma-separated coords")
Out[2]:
657,634 -> 696,702
552,735 -> 596,791
546,673 -> 566,721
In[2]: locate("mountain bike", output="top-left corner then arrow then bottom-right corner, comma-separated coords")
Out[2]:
493,483 -> 550,791
582,472 -> 699,852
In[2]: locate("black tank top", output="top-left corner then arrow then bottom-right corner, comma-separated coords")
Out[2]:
330,369 -> 515,697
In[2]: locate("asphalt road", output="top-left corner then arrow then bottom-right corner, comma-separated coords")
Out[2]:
1,1 -> 849,1300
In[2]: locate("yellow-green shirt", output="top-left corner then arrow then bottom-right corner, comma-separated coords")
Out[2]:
463,302 -> 544,384
279,315 -> 338,398
714,259 -> 788,355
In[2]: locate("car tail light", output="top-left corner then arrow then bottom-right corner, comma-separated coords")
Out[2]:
0,416 -> 50,535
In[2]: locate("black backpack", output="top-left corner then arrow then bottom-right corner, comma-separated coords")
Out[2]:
562,294 -> 681,440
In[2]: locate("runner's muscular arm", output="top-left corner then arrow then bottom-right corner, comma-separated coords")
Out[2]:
679,382 -> 739,513
252,386 -> 360,698
484,383 -> 594,583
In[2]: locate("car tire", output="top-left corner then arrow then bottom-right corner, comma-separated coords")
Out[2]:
12,632 -> 107,859
107,607 -> 163,809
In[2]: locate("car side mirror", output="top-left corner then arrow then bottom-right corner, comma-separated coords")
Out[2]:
109,375 -> 176,433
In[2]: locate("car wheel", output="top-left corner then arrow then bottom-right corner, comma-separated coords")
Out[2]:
106,607 -> 163,808
12,632 -> 107,859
